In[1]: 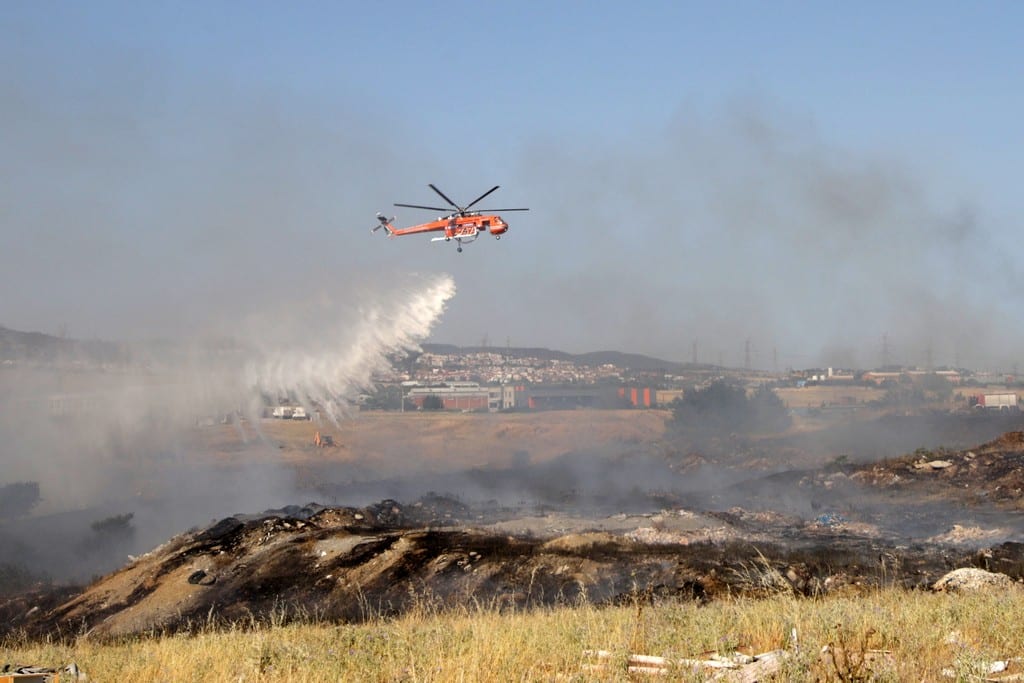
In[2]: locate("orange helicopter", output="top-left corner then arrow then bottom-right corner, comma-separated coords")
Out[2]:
373,184 -> 528,253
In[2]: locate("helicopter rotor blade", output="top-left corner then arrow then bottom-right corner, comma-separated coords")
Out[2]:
394,203 -> 452,212
464,185 -> 501,211
428,184 -> 462,211
475,208 -> 529,212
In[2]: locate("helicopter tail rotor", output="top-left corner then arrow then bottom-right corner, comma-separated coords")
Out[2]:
372,212 -> 396,235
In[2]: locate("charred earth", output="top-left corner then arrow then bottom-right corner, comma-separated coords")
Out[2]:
4,428 -> 1024,640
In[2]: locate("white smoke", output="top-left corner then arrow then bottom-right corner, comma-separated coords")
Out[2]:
2,273 -> 457,501
242,274 -> 456,422
0,273 -> 457,579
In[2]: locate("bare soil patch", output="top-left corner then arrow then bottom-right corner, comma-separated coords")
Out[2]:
264,409 -> 670,473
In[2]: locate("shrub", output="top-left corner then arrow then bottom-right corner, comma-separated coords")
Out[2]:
671,381 -> 790,434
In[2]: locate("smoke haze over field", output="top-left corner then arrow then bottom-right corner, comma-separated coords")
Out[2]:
506,105 -> 1024,370
0,275 -> 455,580
1,272 -> 457,482
2,11 -> 1023,371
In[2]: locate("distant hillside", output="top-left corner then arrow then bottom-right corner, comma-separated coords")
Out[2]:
0,325 -> 73,360
574,350 -> 690,372
420,343 -> 697,373
0,325 -> 124,363
0,325 -> 703,375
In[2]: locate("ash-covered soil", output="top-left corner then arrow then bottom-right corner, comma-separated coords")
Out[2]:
0,497 -> 985,640
5,430 -> 1024,640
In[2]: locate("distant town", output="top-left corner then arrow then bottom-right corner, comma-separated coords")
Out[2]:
2,325 -> 1020,419
360,344 -> 1022,414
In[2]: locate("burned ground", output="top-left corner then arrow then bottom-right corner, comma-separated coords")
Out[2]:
3,415 -> 1024,641
5,496 -> 1012,641
851,430 -> 1024,507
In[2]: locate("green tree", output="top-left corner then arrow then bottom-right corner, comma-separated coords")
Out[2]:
748,383 -> 792,431
670,381 -> 790,433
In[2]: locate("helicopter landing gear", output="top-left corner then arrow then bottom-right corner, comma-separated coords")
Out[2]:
457,246 -> 463,253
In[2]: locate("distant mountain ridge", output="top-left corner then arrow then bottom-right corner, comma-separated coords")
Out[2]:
0,325 -> 697,373
0,325 -> 124,363
0,325 -> 75,360
420,343 -> 694,373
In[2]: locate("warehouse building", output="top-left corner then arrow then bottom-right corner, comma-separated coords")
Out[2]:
405,382 -> 514,411
514,385 -> 622,410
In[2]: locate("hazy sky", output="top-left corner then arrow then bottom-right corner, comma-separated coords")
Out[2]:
3,2 -> 1024,370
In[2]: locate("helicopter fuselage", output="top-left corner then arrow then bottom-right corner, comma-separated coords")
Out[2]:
391,213 -> 508,240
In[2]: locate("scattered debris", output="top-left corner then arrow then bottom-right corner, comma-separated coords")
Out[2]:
0,663 -> 86,682
582,648 -> 788,680
813,511 -> 847,528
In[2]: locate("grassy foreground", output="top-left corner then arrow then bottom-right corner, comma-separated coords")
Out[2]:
3,589 -> 1023,681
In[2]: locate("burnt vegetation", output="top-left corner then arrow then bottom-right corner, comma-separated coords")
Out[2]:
89,513 -> 135,537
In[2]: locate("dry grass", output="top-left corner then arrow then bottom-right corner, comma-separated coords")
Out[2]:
213,410 -> 672,476
5,588 -> 1023,681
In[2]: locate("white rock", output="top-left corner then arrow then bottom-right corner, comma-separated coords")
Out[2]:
932,567 -> 1016,593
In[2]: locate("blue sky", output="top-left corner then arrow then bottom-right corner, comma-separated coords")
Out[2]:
3,2 -> 1023,369
10,2 -> 1021,171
